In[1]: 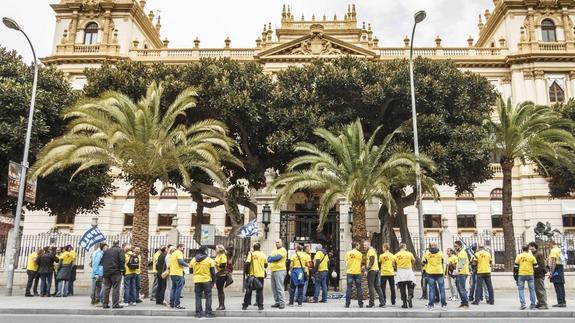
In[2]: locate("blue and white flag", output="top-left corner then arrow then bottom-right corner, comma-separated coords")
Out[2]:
79,227 -> 106,251
238,218 -> 258,237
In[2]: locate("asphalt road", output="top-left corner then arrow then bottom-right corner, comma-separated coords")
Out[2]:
1,316 -> 574,323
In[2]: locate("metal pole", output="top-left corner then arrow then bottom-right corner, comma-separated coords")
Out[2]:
5,27 -> 38,296
409,22 -> 425,260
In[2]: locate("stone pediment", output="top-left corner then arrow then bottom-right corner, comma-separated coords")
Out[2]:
257,24 -> 378,60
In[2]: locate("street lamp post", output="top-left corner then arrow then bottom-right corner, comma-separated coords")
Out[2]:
3,17 -> 39,296
408,10 -> 427,259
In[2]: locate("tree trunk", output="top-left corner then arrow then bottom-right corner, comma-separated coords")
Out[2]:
132,179 -> 151,298
351,200 -> 368,244
501,159 -> 517,271
396,200 -> 417,258
378,204 -> 399,252
191,191 -> 204,243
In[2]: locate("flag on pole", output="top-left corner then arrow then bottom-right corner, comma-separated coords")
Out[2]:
238,218 -> 258,237
79,227 -> 106,251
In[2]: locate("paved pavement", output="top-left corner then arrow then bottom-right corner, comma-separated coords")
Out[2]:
0,291 -> 572,318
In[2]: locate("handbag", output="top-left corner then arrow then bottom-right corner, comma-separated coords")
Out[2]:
246,252 -> 263,290
225,273 -> 234,287
296,252 -> 308,282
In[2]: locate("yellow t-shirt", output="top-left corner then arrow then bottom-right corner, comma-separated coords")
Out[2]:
379,252 -> 396,276
548,247 -> 562,266
169,249 -> 185,276
26,252 -> 39,271
457,249 -> 469,275
448,254 -> 458,267
125,251 -> 141,275
424,250 -> 444,275
190,257 -> 215,283
215,253 -> 228,276
291,251 -> 311,269
313,250 -> 329,272
246,251 -> 267,278
346,249 -> 363,274
395,250 -> 415,269
60,251 -> 75,265
515,252 -> 537,276
366,248 -> 379,271
151,250 -> 161,274
269,247 -> 287,272
475,250 -> 492,274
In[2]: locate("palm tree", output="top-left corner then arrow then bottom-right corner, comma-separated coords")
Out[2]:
31,82 -> 241,295
484,97 -> 575,270
268,119 -> 436,244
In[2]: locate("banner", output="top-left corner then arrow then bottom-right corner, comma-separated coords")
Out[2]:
200,224 -> 216,246
7,161 -> 37,204
238,218 -> 258,237
78,227 -> 106,251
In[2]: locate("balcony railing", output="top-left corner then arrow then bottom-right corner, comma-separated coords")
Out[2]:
378,47 -> 503,57
538,42 -> 567,51
131,48 -> 256,59
73,44 -> 100,53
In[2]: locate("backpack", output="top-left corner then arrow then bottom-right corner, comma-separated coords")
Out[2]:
127,254 -> 140,270
226,259 -> 234,273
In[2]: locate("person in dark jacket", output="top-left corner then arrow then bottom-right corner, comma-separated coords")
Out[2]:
101,240 -> 125,309
155,246 -> 168,305
528,242 -> 548,310
37,246 -> 56,297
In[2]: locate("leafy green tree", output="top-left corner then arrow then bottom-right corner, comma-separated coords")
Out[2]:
31,82 -> 241,295
0,46 -> 113,220
484,98 -> 575,269
269,120 -> 436,244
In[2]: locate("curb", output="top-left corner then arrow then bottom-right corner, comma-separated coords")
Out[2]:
0,308 -> 573,318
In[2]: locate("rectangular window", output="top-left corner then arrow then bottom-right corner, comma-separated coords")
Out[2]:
158,214 -> 173,227
457,214 -> 476,228
491,214 -> 503,229
191,213 -> 211,226
56,214 -> 74,225
563,214 -> 575,227
123,214 -> 133,226
424,214 -> 442,228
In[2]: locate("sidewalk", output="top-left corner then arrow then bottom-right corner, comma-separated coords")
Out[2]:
0,290 -> 573,318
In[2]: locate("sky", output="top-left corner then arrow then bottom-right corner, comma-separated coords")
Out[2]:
1,0 -> 493,64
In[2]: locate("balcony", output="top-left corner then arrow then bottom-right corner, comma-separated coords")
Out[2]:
378,47 -> 504,58
130,48 -> 256,61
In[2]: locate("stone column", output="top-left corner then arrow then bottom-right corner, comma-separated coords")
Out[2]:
511,71 -> 526,102
534,70 -> 547,105
167,217 -> 180,246
501,76 -> 512,100
339,201 -> 351,290
523,71 -> 536,102
569,71 -> 575,99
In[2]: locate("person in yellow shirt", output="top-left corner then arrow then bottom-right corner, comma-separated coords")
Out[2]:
453,241 -> 469,308
312,244 -> 329,303
242,243 -> 267,310
133,247 -> 143,303
379,243 -> 396,306
214,245 -> 228,310
190,245 -> 216,318
423,242 -> 446,310
363,241 -> 384,308
169,244 -> 188,309
150,248 -> 161,302
56,245 -> 75,297
395,243 -> 416,309
514,245 -> 538,310
123,246 -> 139,305
68,248 -> 77,296
345,242 -> 364,308
548,241 -> 566,307
268,239 -> 287,309
471,245 -> 494,305
445,248 -> 458,301
25,248 -> 43,297
288,244 -> 311,306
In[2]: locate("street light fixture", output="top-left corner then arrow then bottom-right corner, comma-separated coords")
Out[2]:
408,10 -> 427,260
3,16 -> 39,297
262,204 -> 271,238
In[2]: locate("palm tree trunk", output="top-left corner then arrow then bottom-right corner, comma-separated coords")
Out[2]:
191,191 -> 204,242
132,179 -> 151,298
379,205 -> 399,252
396,203 -> 417,259
501,159 -> 517,271
351,200 -> 367,244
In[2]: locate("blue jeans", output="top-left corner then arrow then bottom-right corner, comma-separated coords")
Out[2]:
170,275 -> 184,307
346,274 -> 363,306
56,280 -> 69,297
427,275 -> 446,307
517,275 -> 536,307
123,274 -> 137,303
313,271 -> 328,302
135,274 -> 141,300
40,273 -> 52,296
455,275 -> 468,305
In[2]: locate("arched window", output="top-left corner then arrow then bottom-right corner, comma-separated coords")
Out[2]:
83,22 -> 99,45
490,188 -> 503,200
490,188 -> 503,228
549,81 -> 565,103
160,187 -> 178,198
456,190 -> 474,200
541,19 -> 557,42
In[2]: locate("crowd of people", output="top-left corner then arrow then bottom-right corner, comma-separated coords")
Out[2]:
23,238 -> 568,317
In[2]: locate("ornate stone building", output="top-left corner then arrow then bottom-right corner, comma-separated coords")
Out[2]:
24,0 -> 575,265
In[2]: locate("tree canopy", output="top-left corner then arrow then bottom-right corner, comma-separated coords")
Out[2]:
0,46 -> 114,220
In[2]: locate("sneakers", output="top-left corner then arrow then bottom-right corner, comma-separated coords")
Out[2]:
520,304 -> 527,310
205,312 -> 215,318
427,305 -> 434,311
441,305 -> 448,311
175,305 -> 186,310
271,304 -> 280,308
258,306 -> 264,311
529,304 -> 537,310
366,304 -> 375,308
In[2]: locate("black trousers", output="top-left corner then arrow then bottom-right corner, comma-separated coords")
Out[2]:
103,273 -> 122,307
381,276 -> 396,304
397,281 -> 415,305
243,278 -> 264,307
155,275 -> 167,305
25,270 -> 39,295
